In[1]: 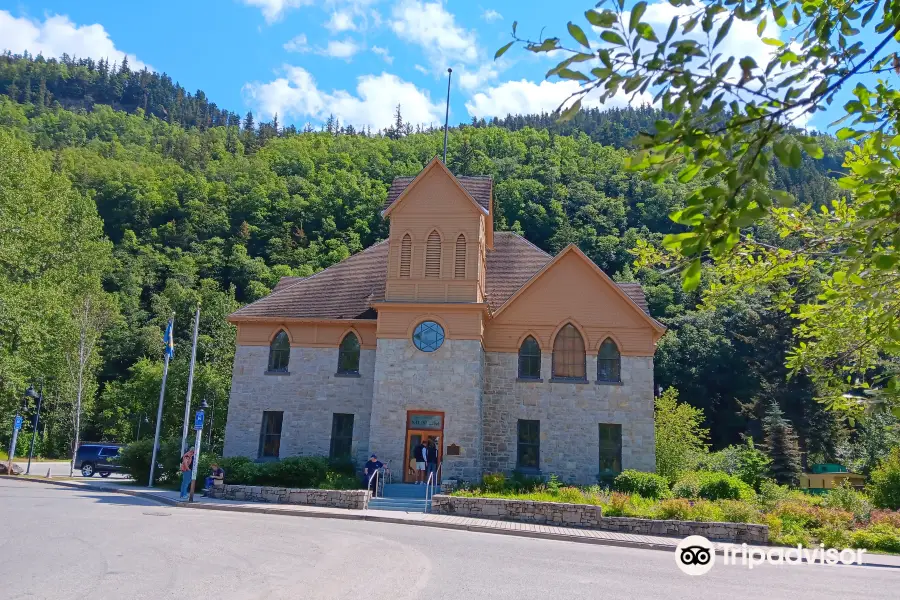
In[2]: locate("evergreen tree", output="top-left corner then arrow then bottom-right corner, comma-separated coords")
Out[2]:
763,401 -> 803,485
242,111 -> 255,132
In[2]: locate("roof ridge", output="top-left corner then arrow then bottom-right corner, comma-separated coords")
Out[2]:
494,230 -> 552,258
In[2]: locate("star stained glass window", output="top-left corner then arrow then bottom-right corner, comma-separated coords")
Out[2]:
413,321 -> 445,352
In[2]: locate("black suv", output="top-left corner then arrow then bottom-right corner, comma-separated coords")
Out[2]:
74,444 -> 123,477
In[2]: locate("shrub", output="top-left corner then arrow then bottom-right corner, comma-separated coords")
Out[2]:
718,500 -> 762,524
757,479 -> 795,508
482,472 -> 506,493
822,481 -> 872,522
850,524 -> 900,553
206,455 -> 358,489
117,437 -> 182,485
817,525 -> 852,549
613,470 -> 671,499
655,387 -> 709,482
509,471 -> 543,492
673,471 -> 753,501
602,491 -> 657,517
870,510 -> 900,528
868,447 -> 900,510
686,500 -> 725,522
656,498 -> 692,520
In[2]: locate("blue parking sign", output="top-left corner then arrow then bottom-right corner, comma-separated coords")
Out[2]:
194,410 -> 205,431
14,416 -> 23,430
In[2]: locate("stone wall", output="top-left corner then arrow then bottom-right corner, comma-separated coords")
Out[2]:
369,338 -> 484,481
207,484 -> 370,510
482,352 -> 655,485
431,495 -> 768,544
223,345 -> 376,466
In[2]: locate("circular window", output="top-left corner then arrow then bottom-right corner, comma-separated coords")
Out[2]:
412,321 -> 445,352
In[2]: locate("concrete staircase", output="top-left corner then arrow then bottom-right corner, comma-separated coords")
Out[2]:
368,483 -> 431,513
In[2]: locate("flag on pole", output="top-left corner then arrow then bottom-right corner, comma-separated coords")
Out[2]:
163,319 -> 175,359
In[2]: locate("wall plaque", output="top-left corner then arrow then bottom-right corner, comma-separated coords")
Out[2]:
446,444 -> 460,456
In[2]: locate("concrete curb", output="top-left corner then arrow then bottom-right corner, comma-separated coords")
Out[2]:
5,477 -> 899,568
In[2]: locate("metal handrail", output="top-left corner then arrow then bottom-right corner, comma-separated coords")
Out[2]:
424,460 -> 442,513
367,467 -> 380,499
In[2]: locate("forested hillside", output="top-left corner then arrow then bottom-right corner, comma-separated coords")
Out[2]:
1,53 -> 893,472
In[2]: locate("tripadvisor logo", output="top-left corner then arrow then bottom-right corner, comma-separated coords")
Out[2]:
676,535 -> 868,575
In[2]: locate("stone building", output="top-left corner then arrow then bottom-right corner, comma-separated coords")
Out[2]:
223,157 -> 665,485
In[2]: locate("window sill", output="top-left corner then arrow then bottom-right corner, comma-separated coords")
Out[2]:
514,467 -> 543,477
595,380 -> 623,386
516,377 -> 543,383
549,377 -> 589,384
264,371 -> 290,376
334,372 -> 361,378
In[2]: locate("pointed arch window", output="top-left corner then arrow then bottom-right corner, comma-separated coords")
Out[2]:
337,332 -> 361,375
552,324 -> 586,380
454,234 -> 466,278
518,336 -> 541,379
425,230 -> 441,278
597,338 -> 621,383
268,330 -> 290,373
399,233 -> 412,278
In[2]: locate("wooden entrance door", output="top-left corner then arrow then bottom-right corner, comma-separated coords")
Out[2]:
403,411 -> 443,483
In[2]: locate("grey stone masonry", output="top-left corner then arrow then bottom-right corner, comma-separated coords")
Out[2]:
431,495 -> 768,544
369,338 -> 484,481
208,484 -> 370,510
482,351 -> 655,485
223,345 -> 375,466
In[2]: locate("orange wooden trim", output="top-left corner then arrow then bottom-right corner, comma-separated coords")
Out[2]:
372,302 -> 489,313
338,326 -> 363,346
515,330 -> 544,352
595,332 -> 624,353
229,316 -> 378,325
382,156 -> 489,218
491,244 -> 666,334
403,313 -> 451,340
269,326 -> 293,344
550,319 -> 588,350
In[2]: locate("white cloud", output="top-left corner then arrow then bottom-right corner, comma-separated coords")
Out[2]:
0,11 -> 148,70
318,39 -> 362,60
482,9 -> 502,23
390,0 -> 479,72
371,45 -> 393,64
457,62 -> 499,92
241,0 -> 313,23
414,64 -> 430,75
243,66 -> 443,129
465,79 -> 654,118
324,10 -> 356,33
283,34 -> 309,53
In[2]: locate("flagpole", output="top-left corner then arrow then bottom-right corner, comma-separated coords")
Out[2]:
180,302 -> 201,457
148,312 -> 175,488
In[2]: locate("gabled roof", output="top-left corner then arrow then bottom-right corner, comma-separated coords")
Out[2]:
229,233 -> 653,322
491,244 -> 665,335
381,157 -> 492,217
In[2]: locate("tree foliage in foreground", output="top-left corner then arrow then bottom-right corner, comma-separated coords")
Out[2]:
503,0 -> 900,412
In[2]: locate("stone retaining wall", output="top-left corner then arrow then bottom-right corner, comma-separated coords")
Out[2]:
431,495 -> 768,544
207,484 -> 370,510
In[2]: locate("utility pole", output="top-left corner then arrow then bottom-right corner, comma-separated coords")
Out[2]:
25,381 -> 44,475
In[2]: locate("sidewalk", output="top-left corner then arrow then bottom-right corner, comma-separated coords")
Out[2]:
6,476 -> 900,569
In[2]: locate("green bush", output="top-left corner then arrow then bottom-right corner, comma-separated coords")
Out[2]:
718,500 -> 762,524
482,472 -> 506,493
822,481 -> 872,521
868,447 -> 900,510
613,470 -> 671,499
509,471 -> 543,493
656,498 -> 692,520
672,472 -> 701,499
673,471 -> 753,501
850,524 -> 900,553
209,455 -> 359,489
117,437 -> 182,485
817,525 -> 852,549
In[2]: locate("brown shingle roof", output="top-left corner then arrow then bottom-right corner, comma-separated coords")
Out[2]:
382,175 -> 493,214
229,232 -> 651,321
230,241 -> 388,320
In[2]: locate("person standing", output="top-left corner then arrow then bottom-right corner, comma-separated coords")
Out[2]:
425,440 -> 438,481
413,440 -> 426,484
362,454 -> 383,494
179,448 -> 195,500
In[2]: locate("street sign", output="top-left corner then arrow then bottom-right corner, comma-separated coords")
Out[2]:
194,410 -> 205,431
14,416 -> 22,431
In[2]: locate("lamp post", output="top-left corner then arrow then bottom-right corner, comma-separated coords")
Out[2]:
24,381 -> 44,475
188,398 -> 208,503
6,398 -> 26,475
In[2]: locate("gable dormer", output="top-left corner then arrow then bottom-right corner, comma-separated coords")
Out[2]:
382,157 -> 492,304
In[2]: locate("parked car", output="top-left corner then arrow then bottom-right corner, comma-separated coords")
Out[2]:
74,444 -> 124,477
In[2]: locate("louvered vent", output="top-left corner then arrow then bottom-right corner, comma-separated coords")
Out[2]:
400,234 -> 411,278
455,234 -> 466,278
425,231 -> 441,278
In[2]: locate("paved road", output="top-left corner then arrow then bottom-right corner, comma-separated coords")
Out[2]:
2,479 -> 897,600
11,460 -> 130,479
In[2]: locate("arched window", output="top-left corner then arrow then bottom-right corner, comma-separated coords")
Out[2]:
597,338 -> 621,383
454,234 -> 466,278
268,330 -> 290,372
518,336 -> 541,379
399,233 -> 412,278
337,332 -> 361,374
552,324 -> 585,380
425,230 -> 441,278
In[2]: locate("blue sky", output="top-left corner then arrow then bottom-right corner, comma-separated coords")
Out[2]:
0,0 -> 879,131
